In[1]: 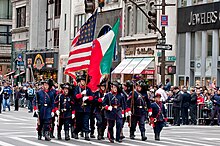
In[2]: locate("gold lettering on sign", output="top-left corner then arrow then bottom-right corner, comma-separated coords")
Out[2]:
46,58 -> 54,64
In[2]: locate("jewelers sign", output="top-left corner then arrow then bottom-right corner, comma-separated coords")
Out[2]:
177,2 -> 220,33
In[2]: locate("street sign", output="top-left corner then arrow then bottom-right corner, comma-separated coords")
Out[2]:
167,56 -> 176,61
158,38 -> 166,44
161,15 -> 168,26
156,44 -> 172,50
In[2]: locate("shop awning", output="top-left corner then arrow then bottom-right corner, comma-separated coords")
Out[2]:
121,58 -> 143,74
133,58 -> 154,74
4,70 -> 16,77
112,58 -> 133,74
14,71 -> 25,78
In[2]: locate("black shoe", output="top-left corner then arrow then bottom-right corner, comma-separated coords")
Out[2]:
57,132 -> 62,140
38,133 -> 42,140
116,139 -> 122,143
90,134 -> 95,138
120,135 -> 125,139
75,133 -> 79,139
80,132 -> 84,137
109,139 -> 114,143
155,133 -> 160,141
130,131 -> 135,139
50,133 -> 55,138
85,132 -> 90,141
65,130 -> 70,141
141,132 -> 147,141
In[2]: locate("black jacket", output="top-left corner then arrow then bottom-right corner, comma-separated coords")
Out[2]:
173,91 -> 182,108
190,92 -> 197,106
182,92 -> 191,107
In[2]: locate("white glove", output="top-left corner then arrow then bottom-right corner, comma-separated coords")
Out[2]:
56,110 -> 60,116
126,111 -> 132,117
81,90 -> 87,95
148,111 -> 152,116
104,93 -> 107,96
83,96 -> 89,102
51,112 -> 55,117
122,113 -> 124,118
72,114 -> 75,119
108,106 -> 113,111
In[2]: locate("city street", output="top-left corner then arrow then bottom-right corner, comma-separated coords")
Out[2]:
0,107 -> 219,146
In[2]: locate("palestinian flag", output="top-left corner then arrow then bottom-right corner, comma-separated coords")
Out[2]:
88,19 -> 120,91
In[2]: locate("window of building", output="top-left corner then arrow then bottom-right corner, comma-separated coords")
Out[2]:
17,6 -> 26,28
136,5 -> 145,34
207,34 -> 212,56
0,25 -> 12,44
55,0 -> 61,18
178,0 -> 187,7
74,14 -> 86,36
106,0 -> 118,4
127,7 -> 132,36
0,0 -> 12,19
54,29 -> 59,47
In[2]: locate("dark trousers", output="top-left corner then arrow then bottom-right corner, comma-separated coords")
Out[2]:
90,112 -> 95,134
173,107 -> 181,125
211,106 -> 220,125
153,121 -> 164,134
50,117 -> 55,134
189,104 -> 197,125
37,118 -> 51,134
14,99 -> 19,111
130,115 -> 146,133
58,118 -> 71,131
181,106 -> 189,125
75,112 -> 90,133
107,117 -> 122,141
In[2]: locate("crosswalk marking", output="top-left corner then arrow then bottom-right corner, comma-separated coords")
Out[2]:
165,138 -> 215,146
180,138 -> 217,145
74,139 -> 111,146
126,139 -> 169,146
9,137 -> 48,146
51,139 -> 79,146
0,140 -> 15,146
0,117 -> 12,122
2,115 -> 29,122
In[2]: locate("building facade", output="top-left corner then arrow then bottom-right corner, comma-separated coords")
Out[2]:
113,0 -> 177,85
0,0 -> 12,81
177,0 -> 220,87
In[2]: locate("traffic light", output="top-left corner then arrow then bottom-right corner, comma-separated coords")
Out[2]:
85,0 -> 95,13
167,66 -> 176,74
148,1 -> 157,31
98,0 -> 105,8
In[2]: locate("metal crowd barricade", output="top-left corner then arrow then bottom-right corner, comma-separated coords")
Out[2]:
165,103 -> 173,120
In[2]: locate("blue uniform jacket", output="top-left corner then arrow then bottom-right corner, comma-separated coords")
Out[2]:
33,89 -> 56,120
54,94 -> 74,118
93,90 -> 105,114
127,91 -> 151,116
211,94 -> 220,106
150,102 -> 167,122
102,92 -> 126,120
73,86 -> 93,113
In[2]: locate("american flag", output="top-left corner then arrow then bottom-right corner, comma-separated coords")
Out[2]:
64,10 -> 97,79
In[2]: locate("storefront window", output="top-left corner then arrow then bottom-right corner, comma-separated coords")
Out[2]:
207,34 -> 212,56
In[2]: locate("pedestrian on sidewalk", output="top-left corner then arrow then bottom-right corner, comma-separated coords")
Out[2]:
3,82 -> 12,111
14,86 -> 21,111
27,84 -> 35,113
0,83 -> 3,113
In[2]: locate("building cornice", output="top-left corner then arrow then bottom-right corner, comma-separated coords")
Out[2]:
12,26 -> 29,34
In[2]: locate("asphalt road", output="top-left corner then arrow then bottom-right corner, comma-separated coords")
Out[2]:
0,107 -> 220,146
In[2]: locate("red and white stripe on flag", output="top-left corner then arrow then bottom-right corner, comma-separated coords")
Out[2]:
64,42 -> 93,79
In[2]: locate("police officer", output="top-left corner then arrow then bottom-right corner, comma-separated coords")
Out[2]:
171,86 -> 182,126
93,80 -> 107,140
181,87 -> 191,125
149,93 -> 167,141
74,75 -> 94,141
126,80 -> 151,141
33,79 -> 56,141
103,81 -> 125,143
54,83 -> 75,141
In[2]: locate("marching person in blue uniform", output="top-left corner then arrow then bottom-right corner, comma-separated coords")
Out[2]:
33,79 -> 56,141
73,74 -> 94,141
2,82 -> 12,112
120,80 -> 133,139
126,80 -> 151,141
149,93 -> 167,141
54,83 -> 75,141
93,80 -> 107,140
102,81 -> 125,143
